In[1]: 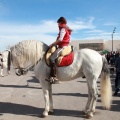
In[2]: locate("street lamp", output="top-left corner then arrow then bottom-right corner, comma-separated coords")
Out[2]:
111,27 -> 116,51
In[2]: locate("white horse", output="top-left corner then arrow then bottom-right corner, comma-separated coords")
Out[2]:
0,50 -> 11,76
3,40 -> 112,119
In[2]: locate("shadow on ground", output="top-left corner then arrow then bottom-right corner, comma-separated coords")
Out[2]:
0,76 -> 41,89
0,102 -> 87,118
53,92 -> 88,98
97,98 -> 120,112
0,84 -> 41,89
27,76 -> 40,83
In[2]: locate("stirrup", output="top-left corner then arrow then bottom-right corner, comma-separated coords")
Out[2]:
45,77 -> 61,84
50,77 -> 61,84
50,77 -> 56,84
45,77 -> 54,84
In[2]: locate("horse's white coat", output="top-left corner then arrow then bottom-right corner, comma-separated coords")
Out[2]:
3,40 -> 112,118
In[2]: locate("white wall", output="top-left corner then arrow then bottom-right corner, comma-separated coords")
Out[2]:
71,39 -> 120,52
104,40 -> 120,51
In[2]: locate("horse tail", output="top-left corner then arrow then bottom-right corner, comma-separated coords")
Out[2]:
100,56 -> 112,109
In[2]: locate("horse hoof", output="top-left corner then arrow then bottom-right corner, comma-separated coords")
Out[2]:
48,111 -> 54,115
40,114 -> 47,118
86,114 -> 93,119
81,111 -> 86,115
91,109 -> 95,113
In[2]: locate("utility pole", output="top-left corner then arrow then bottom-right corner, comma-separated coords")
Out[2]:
111,27 -> 116,51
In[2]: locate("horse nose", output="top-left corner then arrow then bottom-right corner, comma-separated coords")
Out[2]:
15,69 -> 22,76
21,70 -> 28,75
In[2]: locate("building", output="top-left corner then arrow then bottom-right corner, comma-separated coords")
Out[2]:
71,39 -> 120,52
104,40 -> 120,52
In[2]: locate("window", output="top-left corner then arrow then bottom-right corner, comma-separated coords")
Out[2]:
79,43 -> 103,51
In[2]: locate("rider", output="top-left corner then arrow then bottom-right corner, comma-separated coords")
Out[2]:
46,16 -> 72,84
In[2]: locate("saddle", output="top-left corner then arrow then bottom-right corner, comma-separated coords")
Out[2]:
45,45 -> 74,67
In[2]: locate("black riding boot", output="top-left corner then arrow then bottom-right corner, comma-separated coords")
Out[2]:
49,61 -> 61,84
50,61 -> 58,78
45,61 -> 61,84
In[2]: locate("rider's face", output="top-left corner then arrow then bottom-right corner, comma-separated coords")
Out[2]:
58,23 -> 62,27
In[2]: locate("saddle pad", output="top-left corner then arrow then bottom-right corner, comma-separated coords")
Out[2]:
45,45 -> 73,66
58,52 -> 74,67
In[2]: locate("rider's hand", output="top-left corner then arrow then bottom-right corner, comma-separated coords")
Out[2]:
49,44 -> 54,48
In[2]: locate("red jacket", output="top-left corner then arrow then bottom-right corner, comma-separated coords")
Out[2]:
57,27 -> 71,48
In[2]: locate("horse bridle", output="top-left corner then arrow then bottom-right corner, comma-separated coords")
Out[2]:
15,59 -> 41,76
7,49 -> 41,76
15,65 -> 34,76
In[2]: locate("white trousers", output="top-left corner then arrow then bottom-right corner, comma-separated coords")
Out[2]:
50,47 -> 66,62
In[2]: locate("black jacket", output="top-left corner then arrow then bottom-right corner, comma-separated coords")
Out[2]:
115,57 -> 120,72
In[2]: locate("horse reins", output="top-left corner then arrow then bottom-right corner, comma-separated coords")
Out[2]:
8,49 -> 41,75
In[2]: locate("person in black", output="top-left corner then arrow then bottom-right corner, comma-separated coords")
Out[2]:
110,51 -> 116,66
113,53 -> 120,96
115,51 -> 119,61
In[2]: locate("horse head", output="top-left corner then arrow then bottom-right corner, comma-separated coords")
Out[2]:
10,40 -> 47,76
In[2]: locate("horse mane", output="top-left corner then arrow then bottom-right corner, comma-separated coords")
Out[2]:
10,40 -> 48,65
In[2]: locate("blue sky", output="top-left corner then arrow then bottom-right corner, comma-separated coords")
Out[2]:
0,0 -> 120,51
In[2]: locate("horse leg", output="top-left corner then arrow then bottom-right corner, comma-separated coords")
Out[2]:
48,84 -> 54,115
0,66 -> 4,77
85,77 -> 98,119
40,80 -> 53,117
89,87 -> 98,113
82,82 -> 92,114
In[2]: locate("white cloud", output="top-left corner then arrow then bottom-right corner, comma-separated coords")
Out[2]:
3,17 -> 120,51
0,21 -> 58,34
74,32 -> 120,41
103,22 -> 119,26
0,17 -> 96,51
0,20 -> 59,51
85,30 -> 104,33
68,17 -> 95,30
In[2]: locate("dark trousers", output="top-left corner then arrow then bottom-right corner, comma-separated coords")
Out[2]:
115,72 -> 120,93
49,48 -> 63,78
50,61 -> 58,78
